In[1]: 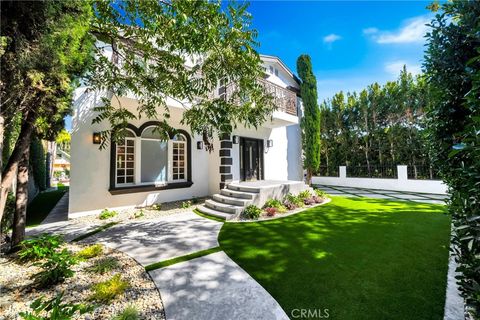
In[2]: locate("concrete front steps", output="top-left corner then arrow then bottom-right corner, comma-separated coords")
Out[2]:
197,180 -> 310,221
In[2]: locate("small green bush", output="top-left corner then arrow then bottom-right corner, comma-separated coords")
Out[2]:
90,274 -> 129,303
284,193 -> 304,207
191,197 -> 200,204
88,257 -> 120,274
243,205 -> 262,219
263,199 -> 287,213
99,209 -> 118,220
298,190 -> 312,200
112,305 -> 139,320
181,200 -> 192,209
133,209 -> 144,219
18,233 -> 64,262
19,292 -> 92,320
33,249 -> 78,287
76,244 -> 103,259
314,189 -> 327,198
150,204 -> 161,211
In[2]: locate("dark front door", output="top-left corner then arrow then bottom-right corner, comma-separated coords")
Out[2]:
240,137 -> 264,181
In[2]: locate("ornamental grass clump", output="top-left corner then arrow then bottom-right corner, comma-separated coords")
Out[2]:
76,244 -> 103,259
112,305 -> 140,320
90,274 -> 129,303
88,257 -> 120,274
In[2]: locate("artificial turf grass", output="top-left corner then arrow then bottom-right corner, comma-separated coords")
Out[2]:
145,246 -> 223,271
26,186 -> 69,227
193,209 -> 226,222
219,196 -> 450,320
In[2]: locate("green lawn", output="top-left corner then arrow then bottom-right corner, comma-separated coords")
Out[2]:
26,186 -> 68,227
219,196 -> 450,320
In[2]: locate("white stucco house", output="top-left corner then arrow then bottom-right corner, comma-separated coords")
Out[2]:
70,53 -> 307,220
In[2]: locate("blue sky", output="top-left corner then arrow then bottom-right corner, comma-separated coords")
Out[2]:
247,1 -> 433,101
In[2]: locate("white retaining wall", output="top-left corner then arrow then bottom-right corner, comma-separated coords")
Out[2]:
312,165 -> 448,195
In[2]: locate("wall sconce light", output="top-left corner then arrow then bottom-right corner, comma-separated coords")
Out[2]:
232,135 -> 240,144
93,132 -> 101,144
197,141 -> 204,150
267,139 -> 273,148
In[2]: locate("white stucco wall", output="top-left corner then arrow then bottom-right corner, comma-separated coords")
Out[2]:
70,92 -> 211,216
312,165 -> 447,194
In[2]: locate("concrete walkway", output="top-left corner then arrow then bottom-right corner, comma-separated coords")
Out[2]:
40,192 -> 69,225
86,212 -> 223,266
150,251 -> 288,320
315,184 -> 447,204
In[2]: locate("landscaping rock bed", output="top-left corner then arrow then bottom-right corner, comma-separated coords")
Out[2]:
72,198 -> 207,226
0,243 -> 165,320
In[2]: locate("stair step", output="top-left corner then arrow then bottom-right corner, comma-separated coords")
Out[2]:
226,184 -> 260,194
213,194 -> 251,206
197,205 -> 231,220
220,188 -> 257,200
205,199 -> 243,215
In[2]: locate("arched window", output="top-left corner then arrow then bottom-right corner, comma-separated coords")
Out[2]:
170,134 -> 187,181
111,123 -> 192,192
115,130 -> 136,185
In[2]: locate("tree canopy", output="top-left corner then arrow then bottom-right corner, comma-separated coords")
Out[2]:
89,0 -> 273,149
319,67 -> 432,178
424,1 -> 480,316
296,55 -> 320,184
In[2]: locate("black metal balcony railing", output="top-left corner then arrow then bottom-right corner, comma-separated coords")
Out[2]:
215,79 -> 298,116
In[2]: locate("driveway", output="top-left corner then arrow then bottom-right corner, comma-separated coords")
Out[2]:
315,184 -> 447,204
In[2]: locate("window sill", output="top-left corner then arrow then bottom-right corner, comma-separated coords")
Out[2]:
109,181 -> 193,195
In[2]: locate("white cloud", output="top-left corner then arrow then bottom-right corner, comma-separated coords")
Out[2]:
367,16 -> 430,44
323,33 -> 342,44
384,60 -> 422,76
362,27 -> 378,35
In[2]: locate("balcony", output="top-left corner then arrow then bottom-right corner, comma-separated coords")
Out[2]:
216,78 -> 299,127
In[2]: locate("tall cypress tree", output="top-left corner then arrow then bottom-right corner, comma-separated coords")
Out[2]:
297,55 -> 321,184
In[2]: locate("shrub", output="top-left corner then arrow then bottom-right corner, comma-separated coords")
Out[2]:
312,195 -> 324,203
33,249 -> 78,287
181,200 -> 192,209
99,209 -> 118,220
150,204 -> 161,211
19,292 -> 92,320
283,201 -> 297,211
304,197 -> 315,206
90,274 -> 129,303
263,199 -> 287,213
18,233 -> 64,262
284,193 -> 304,208
76,244 -> 103,259
112,305 -> 140,320
88,257 -> 120,274
314,189 -> 327,198
298,190 -> 312,200
243,205 -> 262,219
133,210 -> 144,219
191,197 -> 200,204
265,207 -> 277,217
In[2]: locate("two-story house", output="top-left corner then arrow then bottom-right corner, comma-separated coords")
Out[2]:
70,54 -> 307,220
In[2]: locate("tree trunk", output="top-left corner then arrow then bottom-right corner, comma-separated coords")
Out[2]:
0,115 -> 4,242
0,111 -> 37,226
11,146 -> 29,249
306,168 -> 312,186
